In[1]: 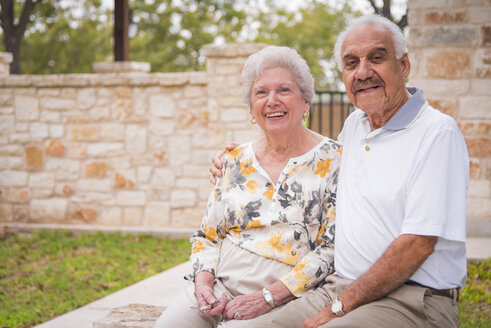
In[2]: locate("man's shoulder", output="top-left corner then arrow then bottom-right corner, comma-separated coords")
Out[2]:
419,104 -> 460,132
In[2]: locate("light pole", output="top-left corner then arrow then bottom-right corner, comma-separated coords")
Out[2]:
114,0 -> 129,61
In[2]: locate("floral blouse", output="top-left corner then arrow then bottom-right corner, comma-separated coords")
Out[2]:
187,138 -> 342,296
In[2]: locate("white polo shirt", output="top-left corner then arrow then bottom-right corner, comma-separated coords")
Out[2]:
335,88 -> 469,289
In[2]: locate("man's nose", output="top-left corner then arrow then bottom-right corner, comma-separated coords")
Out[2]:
355,59 -> 374,80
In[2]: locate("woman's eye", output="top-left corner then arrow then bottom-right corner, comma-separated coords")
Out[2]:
279,87 -> 290,93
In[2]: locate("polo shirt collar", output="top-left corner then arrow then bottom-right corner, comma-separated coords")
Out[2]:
382,87 -> 425,131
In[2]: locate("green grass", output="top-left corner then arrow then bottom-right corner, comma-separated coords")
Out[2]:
460,258 -> 491,328
0,230 -> 489,328
0,229 -> 191,328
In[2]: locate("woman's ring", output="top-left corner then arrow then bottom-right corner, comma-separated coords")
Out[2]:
234,311 -> 242,319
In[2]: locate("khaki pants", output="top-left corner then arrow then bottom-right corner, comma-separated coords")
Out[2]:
154,237 -> 293,328
266,275 -> 459,328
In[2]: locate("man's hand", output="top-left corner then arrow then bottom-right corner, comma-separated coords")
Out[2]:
209,143 -> 239,184
303,306 -> 336,328
222,291 -> 271,321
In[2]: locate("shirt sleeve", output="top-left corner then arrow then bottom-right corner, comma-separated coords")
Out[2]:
185,169 -> 228,281
279,148 -> 341,296
402,119 -> 469,242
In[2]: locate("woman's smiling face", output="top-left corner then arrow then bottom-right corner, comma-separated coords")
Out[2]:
250,67 -> 310,135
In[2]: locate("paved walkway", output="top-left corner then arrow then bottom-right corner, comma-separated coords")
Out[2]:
34,237 -> 491,328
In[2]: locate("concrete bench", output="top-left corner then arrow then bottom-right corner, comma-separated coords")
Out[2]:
93,304 -> 165,328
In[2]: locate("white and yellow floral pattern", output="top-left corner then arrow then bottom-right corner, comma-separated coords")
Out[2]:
188,138 -> 342,296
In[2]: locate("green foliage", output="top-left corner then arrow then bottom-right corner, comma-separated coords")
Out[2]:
459,258 -> 491,327
0,230 -> 190,328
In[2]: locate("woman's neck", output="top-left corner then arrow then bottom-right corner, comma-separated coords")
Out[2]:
260,127 -> 321,160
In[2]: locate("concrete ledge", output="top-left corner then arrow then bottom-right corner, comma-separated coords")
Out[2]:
467,219 -> 491,238
0,223 -> 194,239
93,304 -> 165,328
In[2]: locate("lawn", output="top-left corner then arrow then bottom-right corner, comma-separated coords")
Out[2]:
0,229 -> 191,328
0,230 -> 489,328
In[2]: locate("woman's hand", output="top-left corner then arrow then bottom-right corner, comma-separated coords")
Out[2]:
195,284 -> 227,317
209,143 -> 239,184
194,271 -> 227,317
222,291 -> 271,321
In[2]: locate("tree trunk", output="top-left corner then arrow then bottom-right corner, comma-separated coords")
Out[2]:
0,0 -> 38,74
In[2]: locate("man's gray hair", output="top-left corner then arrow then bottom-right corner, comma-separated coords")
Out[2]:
334,15 -> 408,69
241,46 -> 315,105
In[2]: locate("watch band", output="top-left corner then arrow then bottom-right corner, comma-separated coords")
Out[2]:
331,297 -> 345,317
262,288 -> 276,308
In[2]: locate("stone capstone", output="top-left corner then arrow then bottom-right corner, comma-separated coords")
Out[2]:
93,304 -> 165,328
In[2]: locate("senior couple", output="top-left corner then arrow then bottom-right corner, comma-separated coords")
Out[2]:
155,15 -> 468,328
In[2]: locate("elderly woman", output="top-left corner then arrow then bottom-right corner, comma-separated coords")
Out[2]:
154,46 -> 342,328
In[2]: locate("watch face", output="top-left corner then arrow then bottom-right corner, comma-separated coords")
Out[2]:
332,301 -> 341,312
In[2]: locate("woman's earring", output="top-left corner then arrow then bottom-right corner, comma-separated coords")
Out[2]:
250,117 -> 257,125
303,111 -> 309,118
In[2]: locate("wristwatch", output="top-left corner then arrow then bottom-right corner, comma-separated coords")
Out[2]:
262,288 -> 276,308
331,297 -> 345,317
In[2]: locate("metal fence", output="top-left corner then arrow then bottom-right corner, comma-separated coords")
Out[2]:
307,91 -> 353,139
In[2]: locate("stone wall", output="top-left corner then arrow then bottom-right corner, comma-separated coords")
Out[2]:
408,0 -> 491,235
0,43 -> 263,229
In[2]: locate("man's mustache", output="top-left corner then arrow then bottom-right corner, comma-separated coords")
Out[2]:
352,78 -> 383,93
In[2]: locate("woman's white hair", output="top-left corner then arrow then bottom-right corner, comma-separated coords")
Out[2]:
334,15 -> 408,69
241,46 -> 315,105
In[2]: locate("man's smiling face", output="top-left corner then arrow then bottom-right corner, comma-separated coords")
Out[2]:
341,22 -> 410,121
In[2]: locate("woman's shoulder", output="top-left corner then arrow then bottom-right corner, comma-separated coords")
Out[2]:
317,137 -> 343,158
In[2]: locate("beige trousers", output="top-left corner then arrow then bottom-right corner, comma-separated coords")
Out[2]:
265,274 -> 459,328
153,237 -> 294,328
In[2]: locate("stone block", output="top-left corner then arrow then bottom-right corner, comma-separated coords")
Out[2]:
8,188 -> 30,203
10,133 -> 30,144
13,205 -> 29,222
137,166 -> 152,183
77,88 -> 96,110
460,97 -> 491,119
482,25 -> 491,46
171,207 -> 203,228
55,183 -> 75,197
40,97 -> 75,111
40,110 -> 61,123
220,107 -> 248,122
157,73 -> 189,86
126,125 -> 147,154
112,100 -> 132,121
142,201 -> 170,226
465,137 -> 491,157
90,106 -> 111,121
0,156 -> 23,170
86,143 -> 124,157
422,26 -> 477,47
475,49 -> 491,78
182,164 -> 210,178
46,158 -> 80,180
76,179 -> 112,192
170,189 -> 196,208
169,136 -> 190,165
49,125 -> 64,138
409,79 -> 470,97
117,191 -> 146,206
30,122 -> 49,140
29,172 -> 55,189
191,124 -> 225,148
84,162 -> 108,178
67,142 -> 87,159
100,123 -> 124,141
426,49 -> 471,78
184,85 -> 205,98
149,95 -> 174,118
25,145 -> 44,169
458,121 -> 491,136
150,168 -> 175,188
45,139 -> 66,157
0,145 -> 22,156
466,197 -> 491,219
30,198 -> 68,222
0,115 -> 14,136
15,122 -> 28,132
149,119 -> 174,136
114,172 -> 135,189
176,111 -> 197,128
99,207 -> 123,225
69,205 -> 99,224
424,10 -> 467,24
123,207 -> 143,225
468,179 -> 491,197
14,95 -> 39,121
93,304 -> 165,328
69,126 -> 99,141
0,204 -> 13,222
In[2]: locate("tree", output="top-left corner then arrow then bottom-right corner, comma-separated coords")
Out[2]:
0,0 -> 45,74
367,0 -> 407,29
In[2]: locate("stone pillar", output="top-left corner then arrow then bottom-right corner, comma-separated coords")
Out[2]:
0,52 -> 13,77
92,61 -> 151,73
408,0 -> 491,236
201,43 -> 266,144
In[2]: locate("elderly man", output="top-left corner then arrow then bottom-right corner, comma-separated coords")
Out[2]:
209,15 -> 468,328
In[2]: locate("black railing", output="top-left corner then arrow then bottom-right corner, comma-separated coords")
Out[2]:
307,91 -> 354,139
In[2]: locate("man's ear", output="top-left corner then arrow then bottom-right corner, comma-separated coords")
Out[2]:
401,53 -> 411,79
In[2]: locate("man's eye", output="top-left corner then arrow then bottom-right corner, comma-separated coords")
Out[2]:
345,60 -> 356,68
